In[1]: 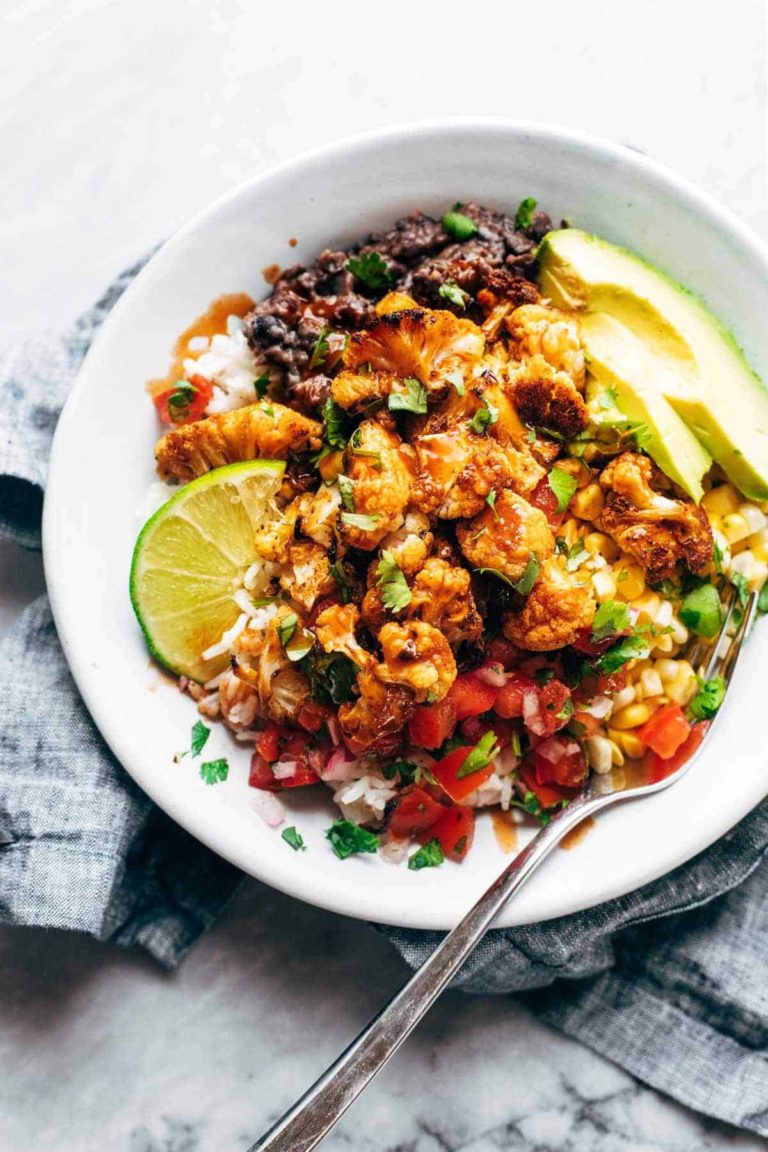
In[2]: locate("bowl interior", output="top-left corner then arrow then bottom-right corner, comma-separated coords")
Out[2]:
44,122 -> 768,929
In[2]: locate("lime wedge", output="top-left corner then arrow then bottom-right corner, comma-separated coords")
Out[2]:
130,460 -> 285,682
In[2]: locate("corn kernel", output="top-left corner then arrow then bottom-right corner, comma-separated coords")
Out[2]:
571,483 -> 604,522
611,702 -> 653,730
668,618 -> 689,645
652,633 -> 674,654
722,513 -> 751,545
655,600 -> 673,628
640,668 -> 664,697
666,669 -> 698,706
614,561 -> 646,601
702,484 -> 741,517
560,518 -> 582,548
730,552 -> 768,592
612,685 -> 636,710
747,528 -> 768,562
706,512 -> 724,534
655,658 -> 680,684
555,457 -> 592,489
591,570 -> 617,600
609,740 -> 625,766
586,735 -> 613,774
584,531 -> 619,562
619,731 -> 647,759
740,503 -> 768,534
633,592 -> 660,622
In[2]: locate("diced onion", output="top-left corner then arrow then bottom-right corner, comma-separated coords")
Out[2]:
475,662 -> 507,688
252,790 -> 285,828
271,759 -> 300,780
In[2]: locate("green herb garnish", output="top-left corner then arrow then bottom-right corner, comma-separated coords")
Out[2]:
439,282 -> 470,309
679,583 -> 723,639
277,613 -> 298,648
565,539 -> 590,572
408,838 -> 445,871
388,377 -> 428,415
591,600 -> 631,642
326,819 -> 380,860
485,489 -> 498,518
321,397 -> 351,449
330,560 -> 354,603
346,251 -> 393,292
341,511 -> 381,532
446,369 -> 465,397
456,731 -> 499,778
337,474 -> 356,512
176,719 -> 210,762
442,208 -> 477,240
514,196 -> 537,230
199,758 -> 229,785
513,552 -> 541,596
596,634 -> 650,675
282,826 -> 306,852
254,374 -> 270,398
470,397 -> 499,436
377,550 -> 412,612
547,467 -> 578,514
309,325 -> 331,371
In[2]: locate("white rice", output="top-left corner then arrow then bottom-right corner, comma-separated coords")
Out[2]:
183,324 -> 268,415
202,612 -> 248,661
187,335 -> 210,353
332,774 -> 397,826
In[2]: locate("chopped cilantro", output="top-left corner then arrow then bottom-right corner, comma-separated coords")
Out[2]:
514,196 -> 537,230
176,719 -> 210,762
616,568 -> 629,583
388,377 -> 428,415
382,760 -> 437,786
199,758 -> 229,785
679,583 -> 723,639
513,552 -> 541,596
654,578 -> 683,600
408,838 -> 445,871
731,572 -> 750,610
511,789 -> 568,827
346,251 -> 393,292
439,282 -> 470,309
446,369 -> 465,397
525,427 -> 537,444
277,613 -> 298,648
556,697 -> 575,722
254,374 -> 270,398
456,731 -> 499,778
485,489 -> 499,518
282,826 -> 306,851
347,446 -> 383,469
165,380 -> 201,421
442,208 -> 478,240
596,634 -> 650,675
591,600 -> 631,642
377,549 -> 412,612
321,397 -> 351,450
547,467 -> 578,514
337,474 -> 356,512
689,675 -> 726,720
330,560 -> 354,603
566,539 -> 590,573
470,397 -> 499,436
309,325 -> 331,371
713,540 -> 725,576
341,511 -> 381,531
326,819 -> 380,860
302,651 -> 359,705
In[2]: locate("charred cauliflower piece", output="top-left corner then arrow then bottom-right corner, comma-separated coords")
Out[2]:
337,670 -> 414,759
278,540 -> 335,612
506,303 -> 586,387
331,368 -> 398,414
599,452 -> 714,583
379,513 -> 435,575
375,620 -> 457,703
413,428 -> 540,519
337,420 -> 413,549
156,401 -> 323,482
231,609 -> 310,724
291,485 -> 342,549
508,357 -> 588,441
343,308 -> 484,400
457,489 -> 555,583
314,603 -> 375,671
502,557 -> 596,651
375,291 -> 420,316
409,557 -> 483,647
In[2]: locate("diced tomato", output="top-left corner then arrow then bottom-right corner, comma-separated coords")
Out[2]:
648,721 -> 710,783
432,745 -> 496,803
408,698 -> 457,750
445,671 -> 499,721
534,736 -> 587,788
153,374 -> 213,424
529,475 -> 564,526
248,753 -> 319,790
256,724 -> 281,763
388,786 -> 446,839
639,703 -> 692,760
460,715 -> 520,750
487,637 -> 520,670
493,673 -> 537,719
519,761 -> 579,809
297,701 -> 332,733
570,709 -> 600,737
417,806 -> 475,862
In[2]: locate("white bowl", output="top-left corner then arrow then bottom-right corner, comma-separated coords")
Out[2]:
44,120 -> 768,929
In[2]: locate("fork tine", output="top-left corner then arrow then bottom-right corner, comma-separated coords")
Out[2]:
715,590 -> 758,684
699,586 -> 739,682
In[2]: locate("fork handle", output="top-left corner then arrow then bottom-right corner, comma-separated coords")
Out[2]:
247,792 -> 598,1152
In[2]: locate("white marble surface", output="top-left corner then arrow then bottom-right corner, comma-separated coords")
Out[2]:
1,1 -> 767,1148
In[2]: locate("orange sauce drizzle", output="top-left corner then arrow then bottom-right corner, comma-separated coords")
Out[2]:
559,815 -> 596,851
146,292 -> 255,399
491,810 -> 519,854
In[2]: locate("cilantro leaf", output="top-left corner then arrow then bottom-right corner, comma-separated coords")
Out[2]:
445,369 -> 465,397
596,634 -> 650,675
470,397 -> 499,436
566,539 -> 590,572
346,251 -> 393,292
377,550 -> 412,612
485,489 -> 498,518
165,380 -> 203,422
408,838 -> 445,871
302,652 -> 359,705
591,600 -> 631,642
309,325 -> 331,371
689,675 -> 726,720
341,511 -> 381,531
321,397 -> 351,449
277,613 -> 298,648
388,377 -> 428,415
199,758 -> 228,785
326,819 -> 380,860
679,583 -> 723,639
176,719 -> 210,762
439,282 -> 470,309
442,209 -> 477,240
337,474 -> 356,512
330,560 -> 354,603
514,196 -> 537,230
513,552 -> 541,596
382,760 -> 437,786
731,572 -> 749,610
547,467 -> 578,514
282,826 -> 306,852
254,374 -> 270,398
456,731 -> 499,778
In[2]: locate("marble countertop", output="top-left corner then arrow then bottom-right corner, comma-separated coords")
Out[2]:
1,1 -> 766,1148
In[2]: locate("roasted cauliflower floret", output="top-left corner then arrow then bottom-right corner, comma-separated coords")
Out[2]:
291,484 -> 342,549
409,558 -> 483,647
343,308 -> 484,399
374,620 -> 457,703
502,557 -> 596,651
457,489 -> 555,583
508,357 -> 588,441
375,291 -> 420,316
231,609 -> 310,724
506,303 -> 586,387
331,368 -> 398,414
278,540 -> 335,612
155,401 -> 323,482
599,452 -> 714,583
337,420 -> 413,549
379,513 -> 435,576
413,428 -> 541,519
337,670 -> 414,758
314,603 -> 375,671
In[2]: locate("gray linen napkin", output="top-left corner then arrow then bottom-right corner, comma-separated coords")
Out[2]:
3,258 -> 768,1134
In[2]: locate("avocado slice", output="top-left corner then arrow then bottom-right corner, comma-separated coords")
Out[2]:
538,228 -> 768,499
581,313 -> 712,501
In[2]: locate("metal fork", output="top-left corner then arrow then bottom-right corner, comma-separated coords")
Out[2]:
249,589 -> 759,1152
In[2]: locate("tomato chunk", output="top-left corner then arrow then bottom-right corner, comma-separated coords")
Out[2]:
493,673 -> 537,719
432,745 -> 496,803
445,671 -> 499,721
417,806 -> 475,861
639,703 -> 691,760
648,721 -> 709,782
486,637 -> 519,670
249,727 -> 322,790
534,736 -> 587,788
154,374 -> 213,424
533,679 -> 573,737
408,698 -> 457,750
297,701 -> 331,733
388,785 -> 445,839
528,475 -> 565,526
460,715 -> 520,751
518,761 -> 579,809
